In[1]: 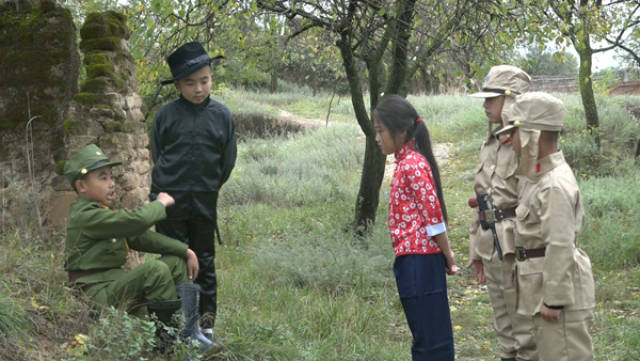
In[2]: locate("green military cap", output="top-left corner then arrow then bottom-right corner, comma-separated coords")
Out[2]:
496,92 -> 564,135
64,144 -> 121,185
469,65 -> 531,98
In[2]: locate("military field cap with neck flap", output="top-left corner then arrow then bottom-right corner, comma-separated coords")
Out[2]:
495,92 -> 564,136
469,65 -> 531,98
64,144 -> 121,185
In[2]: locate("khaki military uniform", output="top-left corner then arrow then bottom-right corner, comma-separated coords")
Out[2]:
470,133 -> 537,360
514,151 -> 595,361
468,64 -> 537,361
65,194 -> 190,307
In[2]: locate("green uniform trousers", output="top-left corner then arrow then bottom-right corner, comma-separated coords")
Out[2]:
533,309 -> 594,361
484,253 -> 538,360
83,255 -> 189,308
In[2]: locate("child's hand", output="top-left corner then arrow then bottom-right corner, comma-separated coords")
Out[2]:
156,192 -> 175,207
186,248 -> 199,281
466,259 -> 485,283
444,251 -> 460,275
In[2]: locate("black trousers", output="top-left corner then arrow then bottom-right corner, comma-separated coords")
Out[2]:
394,254 -> 455,361
156,218 -> 217,328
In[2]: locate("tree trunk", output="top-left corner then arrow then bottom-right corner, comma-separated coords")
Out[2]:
337,31 -> 386,234
270,70 -> 278,93
577,44 -> 600,149
387,0 -> 416,96
354,137 -> 387,234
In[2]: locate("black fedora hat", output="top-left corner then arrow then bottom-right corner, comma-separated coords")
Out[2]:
161,42 -> 213,85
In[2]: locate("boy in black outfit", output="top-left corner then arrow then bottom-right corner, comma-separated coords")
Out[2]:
152,41 -> 237,348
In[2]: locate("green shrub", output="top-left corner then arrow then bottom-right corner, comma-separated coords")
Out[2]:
249,223 -> 391,295
220,123 -> 363,207
0,294 -> 27,336
557,93 -> 640,176
408,95 -> 486,142
579,169 -> 640,269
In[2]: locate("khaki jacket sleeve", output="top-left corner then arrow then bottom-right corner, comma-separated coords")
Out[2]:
128,230 -> 188,258
468,209 -> 481,260
79,201 -> 167,240
540,186 -> 576,306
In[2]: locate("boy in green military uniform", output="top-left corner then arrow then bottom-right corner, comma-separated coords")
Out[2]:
64,144 -> 219,355
468,65 -> 537,361
496,92 -> 596,361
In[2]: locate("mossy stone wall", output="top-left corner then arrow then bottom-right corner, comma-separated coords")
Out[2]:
0,0 -> 78,129
0,4 -> 150,234
62,10 -> 151,225
0,0 -> 79,232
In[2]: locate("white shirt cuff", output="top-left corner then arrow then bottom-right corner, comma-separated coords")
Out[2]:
426,222 -> 446,237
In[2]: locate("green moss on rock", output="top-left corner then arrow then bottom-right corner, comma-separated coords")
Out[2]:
55,160 -> 66,175
80,23 -> 110,41
80,78 -> 112,93
82,11 -> 128,40
104,119 -> 133,132
80,37 -> 121,52
62,117 -> 74,132
86,63 -> 115,79
74,92 -> 103,106
84,52 -> 111,66
105,120 -> 122,132
0,0 -> 79,130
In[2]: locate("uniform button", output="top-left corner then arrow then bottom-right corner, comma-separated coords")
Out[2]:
112,238 -> 117,243
490,165 -> 495,170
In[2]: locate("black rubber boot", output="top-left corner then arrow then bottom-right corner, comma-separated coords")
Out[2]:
501,358 -> 517,361
176,283 -> 222,356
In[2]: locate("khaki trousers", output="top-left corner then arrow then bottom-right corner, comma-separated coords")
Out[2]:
533,309 -> 594,361
484,253 -> 538,360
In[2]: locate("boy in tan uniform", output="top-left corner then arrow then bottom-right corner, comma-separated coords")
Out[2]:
496,92 -> 596,361
468,65 -> 537,361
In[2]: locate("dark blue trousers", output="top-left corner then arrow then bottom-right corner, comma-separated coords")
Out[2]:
394,254 -> 455,361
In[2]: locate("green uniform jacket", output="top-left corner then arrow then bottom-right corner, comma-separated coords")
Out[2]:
65,196 -> 188,284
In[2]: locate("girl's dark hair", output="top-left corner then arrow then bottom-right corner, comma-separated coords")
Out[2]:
373,94 -> 448,223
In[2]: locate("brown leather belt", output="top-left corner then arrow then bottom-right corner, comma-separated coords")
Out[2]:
494,207 -> 516,221
68,268 -> 111,282
515,246 -> 545,261
477,206 -> 516,222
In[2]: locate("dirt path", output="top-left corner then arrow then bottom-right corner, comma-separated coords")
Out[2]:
276,108 -> 453,178
278,109 -> 327,129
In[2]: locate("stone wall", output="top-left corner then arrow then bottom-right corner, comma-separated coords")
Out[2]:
0,0 -> 79,232
59,10 -> 151,224
0,1 -> 152,234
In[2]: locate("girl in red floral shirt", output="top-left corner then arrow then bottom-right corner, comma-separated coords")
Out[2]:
374,95 -> 460,361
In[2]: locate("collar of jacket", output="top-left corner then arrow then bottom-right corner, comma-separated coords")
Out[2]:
178,95 -> 211,109
535,150 -> 565,177
394,140 -> 416,163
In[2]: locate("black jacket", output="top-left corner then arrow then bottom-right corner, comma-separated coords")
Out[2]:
151,95 -> 237,220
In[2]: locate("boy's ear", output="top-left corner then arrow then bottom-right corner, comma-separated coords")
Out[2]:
74,179 -> 86,193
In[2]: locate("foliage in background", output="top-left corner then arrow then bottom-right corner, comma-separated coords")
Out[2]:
516,45 -> 578,76
513,0 -> 640,148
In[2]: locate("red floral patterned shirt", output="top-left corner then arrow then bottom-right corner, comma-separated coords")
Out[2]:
388,141 -> 446,256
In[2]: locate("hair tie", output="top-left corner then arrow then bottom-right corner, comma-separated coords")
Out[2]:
416,117 -> 423,123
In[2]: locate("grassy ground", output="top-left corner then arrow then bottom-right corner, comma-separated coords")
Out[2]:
1,90 -> 639,360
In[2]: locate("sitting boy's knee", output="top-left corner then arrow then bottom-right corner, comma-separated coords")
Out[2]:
143,259 -> 172,277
